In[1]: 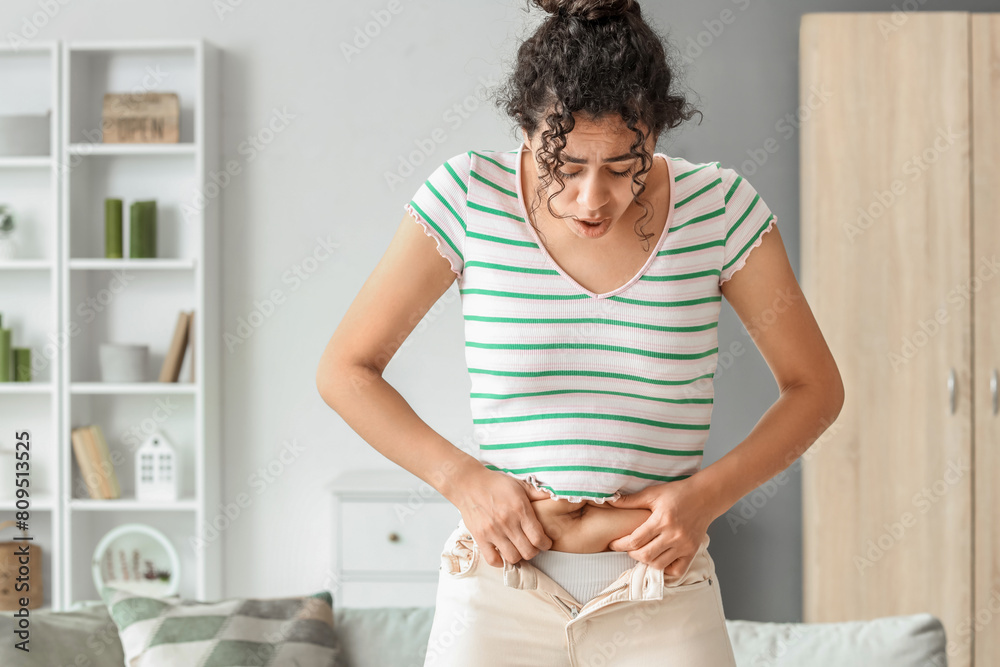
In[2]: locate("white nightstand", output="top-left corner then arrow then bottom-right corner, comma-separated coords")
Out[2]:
326,468 -> 461,608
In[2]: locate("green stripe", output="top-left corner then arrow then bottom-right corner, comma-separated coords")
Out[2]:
471,169 -> 517,198
723,214 -> 775,271
675,163 -> 712,181
470,388 -> 712,405
468,200 -> 526,222
466,340 -> 719,361
669,207 -> 724,231
464,260 -> 558,275
479,437 -> 705,456
471,151 -> 516,174
460,287 -> 722,306
640,268 -> 722,282
460,288 -> 591,301
473,412 -> 711,429
724,174 -> 742,204
467,367 -> 717,387
605,294 -> 722,308
408,199 -> 464,261
464,313 -> 718,334
465,230 -> 538,248
484,464 -> 695,484
658,239 -> 725,256
674,177 -> 722,209
725,193 -> 761,242
443,160 -> 468,195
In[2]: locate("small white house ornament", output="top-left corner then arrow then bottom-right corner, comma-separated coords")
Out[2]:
135,432 -> 179,502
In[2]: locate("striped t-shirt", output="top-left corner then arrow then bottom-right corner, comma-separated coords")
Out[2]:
404,142 -> 776,504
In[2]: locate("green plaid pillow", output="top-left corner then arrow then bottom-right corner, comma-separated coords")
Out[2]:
99,585 -> 341,666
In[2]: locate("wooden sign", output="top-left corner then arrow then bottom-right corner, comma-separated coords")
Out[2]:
102,92 -> 179,143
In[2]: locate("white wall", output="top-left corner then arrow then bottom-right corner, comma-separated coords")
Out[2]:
6,0 -> 998,622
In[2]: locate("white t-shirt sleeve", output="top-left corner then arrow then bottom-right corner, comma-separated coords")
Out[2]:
718,166 -> 777,286
404,152 -> 471,278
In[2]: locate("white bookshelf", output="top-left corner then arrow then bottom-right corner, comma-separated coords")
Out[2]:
57,39 -> 221,610
0,41 -> 61,612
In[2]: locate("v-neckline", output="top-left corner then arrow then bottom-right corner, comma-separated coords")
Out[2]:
514,141 -> 676,300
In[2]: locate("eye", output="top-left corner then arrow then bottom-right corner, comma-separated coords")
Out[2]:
557,166 -> 636,180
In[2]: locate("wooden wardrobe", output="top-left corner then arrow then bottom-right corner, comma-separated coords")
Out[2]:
800,13 -> 1000,667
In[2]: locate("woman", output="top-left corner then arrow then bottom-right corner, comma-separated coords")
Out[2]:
316,0 -> 844,664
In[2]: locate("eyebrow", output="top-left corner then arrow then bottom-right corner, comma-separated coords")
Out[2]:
562,152 -> 636,164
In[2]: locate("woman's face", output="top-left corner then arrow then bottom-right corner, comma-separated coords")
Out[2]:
522,117 -> 656,242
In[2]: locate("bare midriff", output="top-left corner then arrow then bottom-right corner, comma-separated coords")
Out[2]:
529,496 -> 652,554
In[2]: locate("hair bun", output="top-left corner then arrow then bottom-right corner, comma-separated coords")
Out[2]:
533,0 -> 640,21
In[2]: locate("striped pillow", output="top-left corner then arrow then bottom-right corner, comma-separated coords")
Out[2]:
99,585 -> 341,666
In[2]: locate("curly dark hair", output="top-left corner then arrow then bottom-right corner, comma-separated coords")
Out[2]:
492,0 -> 702,249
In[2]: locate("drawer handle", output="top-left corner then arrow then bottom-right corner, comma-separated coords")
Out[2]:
388,532 -> 400,542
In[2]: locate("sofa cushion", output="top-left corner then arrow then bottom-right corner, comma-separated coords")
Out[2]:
100,585 -> 342,666
0,602 -> 125,667
726,612 -> 947,666
333,606 -> 435,667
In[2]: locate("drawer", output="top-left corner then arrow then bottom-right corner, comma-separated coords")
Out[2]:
339,500 -> 461,573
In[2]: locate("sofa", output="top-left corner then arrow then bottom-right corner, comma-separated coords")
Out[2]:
0,601 -> 947,666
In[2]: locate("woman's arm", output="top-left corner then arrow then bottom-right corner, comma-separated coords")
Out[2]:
316,211 -> 554,566
316,211 -> 481,502
687,223 -> 846,523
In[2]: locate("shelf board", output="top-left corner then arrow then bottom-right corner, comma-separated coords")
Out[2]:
69,258 -> 197,271
0,383 -> 54,394
0,496 -> 54,511
0,259 -> 54,270
67,143 -> 196,156
0,156 -> 52,169
71,382 -> 197,395
69,497 -> 197,511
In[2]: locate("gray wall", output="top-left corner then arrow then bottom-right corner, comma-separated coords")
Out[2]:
5,0 -> 998,621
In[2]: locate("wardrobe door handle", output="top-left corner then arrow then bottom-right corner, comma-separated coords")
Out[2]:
991,369 -> 998,416
948,368 -> 956,414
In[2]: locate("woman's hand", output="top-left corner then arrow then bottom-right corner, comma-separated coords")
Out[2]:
604,478 -> 717,575
452,469 -> 555,568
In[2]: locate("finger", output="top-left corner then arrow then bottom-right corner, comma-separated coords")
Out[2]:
520,514 -> 554,552
490,534 -> 522,567
662,555 -> 689,576
608,518 -> 658,552
521,483 -> 553,502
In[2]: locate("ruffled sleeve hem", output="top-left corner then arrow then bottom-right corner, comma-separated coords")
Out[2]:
719,215 -> 776,286
405,201 -> 463,278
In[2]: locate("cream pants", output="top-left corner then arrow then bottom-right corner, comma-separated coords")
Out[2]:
422,518 -> 738,667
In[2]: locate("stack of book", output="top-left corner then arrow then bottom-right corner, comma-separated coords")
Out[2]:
70,424 -> 121,500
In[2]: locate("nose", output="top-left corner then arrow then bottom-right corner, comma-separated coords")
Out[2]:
576,174 -> 611,213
